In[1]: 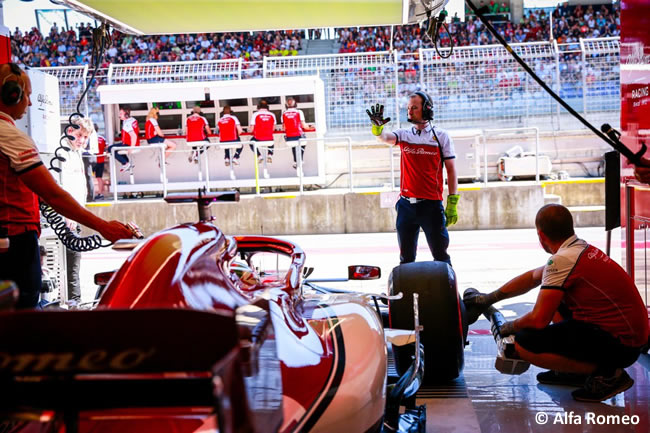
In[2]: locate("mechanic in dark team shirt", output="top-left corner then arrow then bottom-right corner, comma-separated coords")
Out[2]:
0,63 -> 132,309
368,91 -> 459,264
464,204 -> 649,402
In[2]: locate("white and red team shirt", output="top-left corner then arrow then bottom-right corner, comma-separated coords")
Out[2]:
394,125 -> 455,201
250,110 -> 276,141
0,112 -> 43,235
121,116 -> 140,146
145,118 -> 159,140
541,235 -> 649,347
282,108 -> 305,138
217,114 -> 240,142
96,135 -> 106,164
186,114 -> 209,142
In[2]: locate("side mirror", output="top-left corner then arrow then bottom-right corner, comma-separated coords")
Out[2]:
348,265 -> 381,280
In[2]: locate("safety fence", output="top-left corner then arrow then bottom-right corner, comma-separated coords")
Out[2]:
37,37 -> 620,134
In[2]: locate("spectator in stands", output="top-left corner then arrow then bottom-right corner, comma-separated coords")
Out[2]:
145,106 -> 177,164
186,105 -> 211,164
217,105 -> 243,166
93,123 -> 107,200
282,97 -> 309,169
249,100 -> 276,164
108,107 -> 140,173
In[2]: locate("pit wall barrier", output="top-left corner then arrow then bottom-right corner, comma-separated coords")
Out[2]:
86,180 -> 605,236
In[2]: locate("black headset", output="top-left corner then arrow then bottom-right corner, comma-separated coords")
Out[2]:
1,63 -> 25,106
413,91 -> 434,121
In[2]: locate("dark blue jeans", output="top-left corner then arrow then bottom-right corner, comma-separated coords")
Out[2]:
0,230 -> 41,309
108,144 -> 130,165
396,197 -> 451,265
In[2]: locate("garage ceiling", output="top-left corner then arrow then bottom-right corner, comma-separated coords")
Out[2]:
56,0 -> 448,35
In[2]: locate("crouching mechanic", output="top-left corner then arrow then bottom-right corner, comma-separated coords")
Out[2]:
367,92 -> 459,264
464,204 -> 649,402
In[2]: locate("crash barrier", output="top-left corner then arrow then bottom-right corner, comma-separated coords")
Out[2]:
37,37 -> 619,134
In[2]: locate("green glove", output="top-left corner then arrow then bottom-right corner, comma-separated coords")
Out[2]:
445,194 -> 460,227
366,103 -> 391,136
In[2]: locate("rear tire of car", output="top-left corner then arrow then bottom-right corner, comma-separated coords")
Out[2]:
389,261 -> 468,384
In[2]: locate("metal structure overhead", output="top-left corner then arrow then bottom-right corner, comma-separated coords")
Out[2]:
54,0 -> 448,35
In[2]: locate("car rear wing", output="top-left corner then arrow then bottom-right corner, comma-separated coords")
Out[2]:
0,308 -> 253,432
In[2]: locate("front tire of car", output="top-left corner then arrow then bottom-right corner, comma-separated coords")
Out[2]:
389,261 -> 468,384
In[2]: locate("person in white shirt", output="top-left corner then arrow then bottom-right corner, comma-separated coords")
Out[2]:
59,118 -> 95,304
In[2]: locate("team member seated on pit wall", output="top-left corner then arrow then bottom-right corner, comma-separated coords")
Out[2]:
249,100 -> 277,164
282,97 -> 309,169
145,107 -> 177,164
217,106 -> 243,166
108,106 -> 140,173
186,105 -> 211,164
0,63 -> 133,309
367,92 -> 459,265
464,204 -> 650,402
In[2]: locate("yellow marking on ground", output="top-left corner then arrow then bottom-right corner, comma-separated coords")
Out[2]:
359,191 -> 380,195
87,202 -> 113,207
263,195 -> 297,199
458,187 -> 482,191
541,178 -> 604,188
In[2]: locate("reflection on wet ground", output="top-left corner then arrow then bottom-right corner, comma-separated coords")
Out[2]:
464,334 -> 649,433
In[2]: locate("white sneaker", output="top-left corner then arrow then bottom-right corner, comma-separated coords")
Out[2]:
233,157 -> 240,166
120,162 -> 132,173
225,159 -> 230,167
266,156 -> 273,164
257,155 -> 264,164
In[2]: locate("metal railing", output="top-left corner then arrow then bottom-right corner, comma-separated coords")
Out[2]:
481,127 -> 541,185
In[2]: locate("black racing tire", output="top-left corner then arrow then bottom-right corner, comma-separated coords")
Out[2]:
389,261 -> 468,384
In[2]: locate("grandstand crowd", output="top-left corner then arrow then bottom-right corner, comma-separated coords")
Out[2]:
337,2 -> 620,54
11,2 -> 619,68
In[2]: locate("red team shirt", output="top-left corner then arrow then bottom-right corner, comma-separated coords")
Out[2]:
121,117 -> 140,146
251,110 -> 276,141
186,114 -> 209,142
541,235 -> 649,347
96,135 -> 106,164
394,125 -> 455,201
282,108 -> 305,138
218,114 -> 240,141
0,112 -> 43,235
145,118 -> 159,140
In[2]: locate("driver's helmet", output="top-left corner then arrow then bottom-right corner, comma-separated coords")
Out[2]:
231,260 -> 260,287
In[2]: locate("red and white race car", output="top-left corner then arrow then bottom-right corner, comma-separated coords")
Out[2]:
0,192 -> 468,433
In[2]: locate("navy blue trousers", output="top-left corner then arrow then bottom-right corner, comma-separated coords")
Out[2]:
0,230 -> 41,309
396,198 -> 451,265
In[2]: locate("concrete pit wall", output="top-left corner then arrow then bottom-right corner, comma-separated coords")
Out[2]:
88,183 -> 564,237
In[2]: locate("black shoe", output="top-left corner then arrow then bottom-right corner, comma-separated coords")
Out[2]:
537,370 -> 588,387
571,369 -> 634,402
463,288 -> 489,324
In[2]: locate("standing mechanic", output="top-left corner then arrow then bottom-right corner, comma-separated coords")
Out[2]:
464,204 -> 649,402
367,91 -> 459,264
0,63 -> 133,309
